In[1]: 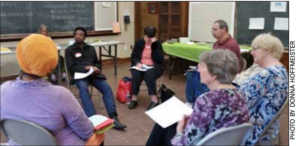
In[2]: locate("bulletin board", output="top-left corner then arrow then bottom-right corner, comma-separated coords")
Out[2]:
236,2 -> 289,47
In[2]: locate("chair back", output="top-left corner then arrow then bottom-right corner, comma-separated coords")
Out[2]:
196,123 -> 253,146
140,76 -> 163,92
255,97 -> 288,145
1,119 -> 57,145
63,57 -> 72,88
241,57 -> 247,71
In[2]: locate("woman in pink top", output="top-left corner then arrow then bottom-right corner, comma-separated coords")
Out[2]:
130,26 -> 165,111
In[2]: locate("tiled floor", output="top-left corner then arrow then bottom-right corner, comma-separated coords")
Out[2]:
1,61 -> 289,145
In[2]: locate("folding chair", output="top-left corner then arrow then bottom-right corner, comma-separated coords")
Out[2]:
1,119 -> 57,145
255,98 -> 288,146
63,59 -> 104,112
241,57 -> 247,72
139,75 -> 163,94
196,123 -> 253,146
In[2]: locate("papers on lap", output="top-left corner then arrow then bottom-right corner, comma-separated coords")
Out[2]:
130,64 -> 153,72
145,96 -> 193,128
89,115 -> 114,134
74,68 -> 94,79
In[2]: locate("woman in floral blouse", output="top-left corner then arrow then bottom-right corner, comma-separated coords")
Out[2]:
240,33 -> 288,146
170,49 -> 250,146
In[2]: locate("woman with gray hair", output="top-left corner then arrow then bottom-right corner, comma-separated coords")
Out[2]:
171,49 -> 250,145
240,33 -> 288,146
147,50 -> 250,146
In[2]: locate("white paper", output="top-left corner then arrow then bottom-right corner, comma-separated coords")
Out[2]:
102,2 -> 111,7
240,49 -> 250,53
186,41 -> 195,45
249,18 -> 265,30
0,51 -> 12,54
89,115 -> 109,127
270,2 -> 287,12
145,96 -> 193,128
74,68 -> 94,79
0,48 -> 12,54
56,44 -> 62,50
189,66 -> 197,69
130,64 -> 153,72
69,40 -> 75,45
274,17 -> 289,31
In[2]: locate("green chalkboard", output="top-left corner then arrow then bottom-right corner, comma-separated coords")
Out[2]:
0,2 -> 94,34
236,2 -> 289,47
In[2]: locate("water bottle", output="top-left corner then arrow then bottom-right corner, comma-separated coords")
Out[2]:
126,91 -> 131,105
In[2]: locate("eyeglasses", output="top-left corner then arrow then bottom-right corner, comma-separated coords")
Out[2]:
252,46 -> 263,51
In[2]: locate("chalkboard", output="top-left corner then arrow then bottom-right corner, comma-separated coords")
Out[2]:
236,2 -> 289,47
0,2 -> 94,34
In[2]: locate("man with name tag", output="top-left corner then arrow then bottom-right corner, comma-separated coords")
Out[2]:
65,27 -> 127,130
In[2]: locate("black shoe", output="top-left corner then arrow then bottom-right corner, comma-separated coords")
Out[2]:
128,100 -> 138,109
112,117 -> 127,130
146,102 -> 159,111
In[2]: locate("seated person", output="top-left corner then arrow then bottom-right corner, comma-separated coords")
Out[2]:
233,63 -> 263,85
38,24 -> 49,36
185,19 -> 244,106
1,34 -> 104,146
129,26 -> 165,110
240,33 -> 288,146
38,24 -> 66,84
65,27 -> 126,130
146,50 -> 250,146
185,68 -> 209,107
185,62 -> 263,106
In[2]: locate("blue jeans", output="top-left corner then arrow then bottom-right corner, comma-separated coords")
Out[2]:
185,71 -> 209,105
75,77 -> 117,118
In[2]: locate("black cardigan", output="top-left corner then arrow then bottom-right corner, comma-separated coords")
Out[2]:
131,39 -> 165,69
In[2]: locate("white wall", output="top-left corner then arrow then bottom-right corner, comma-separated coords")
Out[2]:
0,2 -> 135,77
189,2 -> 235,42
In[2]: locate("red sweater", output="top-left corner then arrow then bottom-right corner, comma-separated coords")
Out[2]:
213,35 -> 242,72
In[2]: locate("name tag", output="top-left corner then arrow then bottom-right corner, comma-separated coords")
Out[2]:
75,53 -> 82,58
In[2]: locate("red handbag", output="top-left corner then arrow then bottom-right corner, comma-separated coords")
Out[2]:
116,77 -> 132,103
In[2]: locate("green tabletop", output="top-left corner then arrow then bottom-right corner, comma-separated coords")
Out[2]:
162,42 -> 252,63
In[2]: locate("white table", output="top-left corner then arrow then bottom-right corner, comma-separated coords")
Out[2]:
1,41 -> 124,84
90,41 -> 124,76
1,46 -> 67,85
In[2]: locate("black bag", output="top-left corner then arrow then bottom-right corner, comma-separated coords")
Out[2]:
147,84 -> 177,146
157,84 -> 175,103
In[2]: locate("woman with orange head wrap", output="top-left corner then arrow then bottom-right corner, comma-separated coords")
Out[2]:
1,34 -> 104,146
36,24 -> 67,84
16,34 -> 58,77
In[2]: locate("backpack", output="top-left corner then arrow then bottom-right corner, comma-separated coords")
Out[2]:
116,77 -> 132,103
